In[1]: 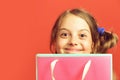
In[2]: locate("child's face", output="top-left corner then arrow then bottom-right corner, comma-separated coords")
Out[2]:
55,14 -> 93,54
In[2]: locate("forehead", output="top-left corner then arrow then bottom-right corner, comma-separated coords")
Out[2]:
59,14 -> 90,31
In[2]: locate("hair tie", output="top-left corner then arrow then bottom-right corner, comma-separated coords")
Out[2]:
97,27 -> 105,36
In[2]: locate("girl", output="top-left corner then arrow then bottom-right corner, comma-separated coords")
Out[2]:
50,8 -> 118,54
50,8 -> 118,79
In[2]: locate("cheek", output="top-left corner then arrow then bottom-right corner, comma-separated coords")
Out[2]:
56,38 -> 68,53
55,38 -> 68,50
83,40 -> 93,51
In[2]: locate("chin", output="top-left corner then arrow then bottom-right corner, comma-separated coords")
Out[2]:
58,50 -> 91,54
63,51 -> 85,54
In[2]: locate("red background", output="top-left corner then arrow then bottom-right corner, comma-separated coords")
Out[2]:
0,0 -> 120,80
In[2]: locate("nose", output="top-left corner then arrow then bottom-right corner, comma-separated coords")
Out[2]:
68,36 -> 79,46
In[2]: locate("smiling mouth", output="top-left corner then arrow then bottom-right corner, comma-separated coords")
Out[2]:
64,48 -> 83,52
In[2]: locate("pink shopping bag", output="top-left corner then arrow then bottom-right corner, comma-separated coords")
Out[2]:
36,54 -> 112,80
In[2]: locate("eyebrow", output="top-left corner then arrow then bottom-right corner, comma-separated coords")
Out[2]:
58,28 -> 90,33
58,28 -> 69,31
79,29 -> 91,33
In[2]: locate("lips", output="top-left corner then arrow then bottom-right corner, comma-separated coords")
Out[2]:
65,48 -> 81,51
64,48 -> 83,53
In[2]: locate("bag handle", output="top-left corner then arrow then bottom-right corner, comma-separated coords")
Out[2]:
82,60 -> 91,80
51,59 -> 59,80
50,59 -> 91,80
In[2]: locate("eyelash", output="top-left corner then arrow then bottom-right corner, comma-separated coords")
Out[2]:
59,33 -> 87,39
79,34 -> 87,38
60,33 -> 70,38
